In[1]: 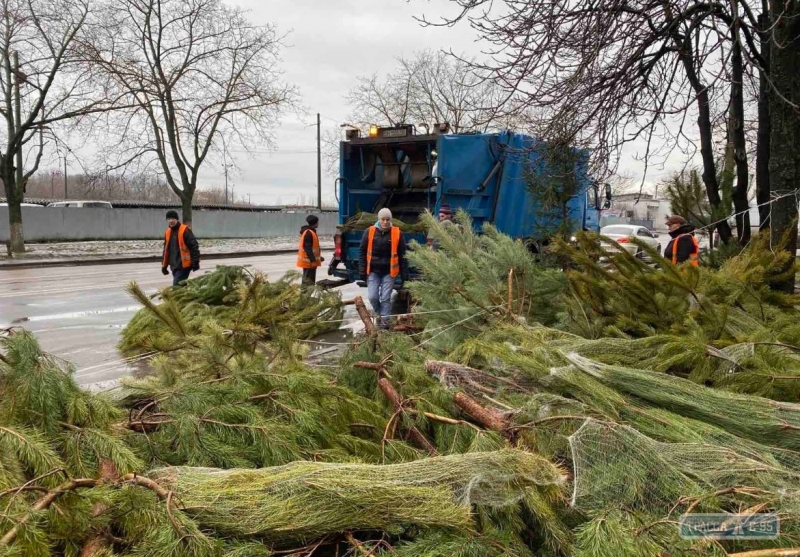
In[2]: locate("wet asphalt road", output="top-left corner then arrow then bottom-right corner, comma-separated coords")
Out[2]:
0,253 -> 363,388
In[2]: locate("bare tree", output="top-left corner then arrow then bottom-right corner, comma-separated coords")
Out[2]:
418,1 -> 779,246
345,49 -> 508,133
0,0 -> 122,252
607,172 -> 640,198
754,0 -> 771,234
85,0 -> 296,224
23,166 -> 186,201
767,0 -> 800,291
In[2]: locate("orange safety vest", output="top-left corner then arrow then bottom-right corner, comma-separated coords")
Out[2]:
671,233 -> 700,267
297,229 -> 321,269
366,226 -> 401,277
163,224 -> 192,269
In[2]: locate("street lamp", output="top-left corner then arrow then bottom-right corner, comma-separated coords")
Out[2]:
56,146 -> 77,199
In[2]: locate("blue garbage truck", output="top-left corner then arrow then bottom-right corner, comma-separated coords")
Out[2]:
327,124 -> 610,285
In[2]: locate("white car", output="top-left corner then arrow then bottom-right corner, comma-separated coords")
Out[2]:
47,200 -> 113,208
600,224 -> 660,257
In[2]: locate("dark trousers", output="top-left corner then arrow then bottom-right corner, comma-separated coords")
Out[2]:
302,267 -> 317,286
172,267 -> 191,286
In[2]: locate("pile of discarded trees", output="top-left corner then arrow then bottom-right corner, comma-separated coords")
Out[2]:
2,213 -> 799,556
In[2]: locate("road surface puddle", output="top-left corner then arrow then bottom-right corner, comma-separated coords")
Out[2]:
12,306 -> 142,323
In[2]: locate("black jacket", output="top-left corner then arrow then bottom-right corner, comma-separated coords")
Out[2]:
664,224 -> 697,263
300,225 -> 319,263
359,225 -> 407,278
165,223 -> 200,270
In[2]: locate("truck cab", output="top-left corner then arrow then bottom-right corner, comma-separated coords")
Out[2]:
328,125 -> 606,285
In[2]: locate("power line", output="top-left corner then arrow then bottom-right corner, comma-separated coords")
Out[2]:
692,188 -> 800,234
302,113 -> 342,126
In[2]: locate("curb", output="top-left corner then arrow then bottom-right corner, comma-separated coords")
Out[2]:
0,248 -> 311,270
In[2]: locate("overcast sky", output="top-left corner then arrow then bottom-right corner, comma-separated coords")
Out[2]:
62,0 -> 692,206
216,0 -> 485,206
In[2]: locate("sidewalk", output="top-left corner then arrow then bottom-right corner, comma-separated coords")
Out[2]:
0,236 -> 334,269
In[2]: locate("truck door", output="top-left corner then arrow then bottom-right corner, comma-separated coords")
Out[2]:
584,184 -> 601,232
435,133 -> 507,230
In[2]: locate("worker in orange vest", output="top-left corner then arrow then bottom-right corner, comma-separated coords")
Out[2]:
663,215 -> 700,266
297,214 -> 323,286
161,210 -> 200,285
359,208 -> 407,330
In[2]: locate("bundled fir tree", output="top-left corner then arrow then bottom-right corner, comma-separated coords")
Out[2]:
1,327 -> 569,556
6,223 -> 800,556
119,265 -> 344,356
339,328 -> 800,556
339,220 -> 800,555
405,210 -> 566,351
552,230 -> 800,341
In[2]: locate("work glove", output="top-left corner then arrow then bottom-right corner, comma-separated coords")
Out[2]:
191,262 -> 200,272
161,267 -> 169,275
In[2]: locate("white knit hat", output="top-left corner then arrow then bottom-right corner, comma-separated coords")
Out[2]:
377,208 -> 392,220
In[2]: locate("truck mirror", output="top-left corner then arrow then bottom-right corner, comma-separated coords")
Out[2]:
601,183 -> 612,209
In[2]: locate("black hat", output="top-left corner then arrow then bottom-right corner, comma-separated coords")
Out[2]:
166,210 -> 179,220
306,214 -> 319,225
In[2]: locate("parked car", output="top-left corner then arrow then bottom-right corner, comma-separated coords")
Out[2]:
600,224 -> 661,257
47,200 -> 113,208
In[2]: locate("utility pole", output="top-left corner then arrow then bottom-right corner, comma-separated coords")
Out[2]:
317,112 -> 322,210
223,163 -> 229,205
222,158 -> 234,205
64,156 -> 68,199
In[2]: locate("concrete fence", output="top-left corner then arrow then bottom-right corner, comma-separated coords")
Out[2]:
600,216 -> 656,230
0,207 -> 338,242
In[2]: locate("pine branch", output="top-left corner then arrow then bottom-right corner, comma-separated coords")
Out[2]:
728,549 -> 800,557
78,459 -> 120,557
417,411 -> 483,433
125,281 -> 187,337
0,477 -> 99,546
0,468 -> 65,500
377,378 -> 438,455
453,392 -> 510,437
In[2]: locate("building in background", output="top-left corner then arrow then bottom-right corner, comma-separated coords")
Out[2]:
601,193 -> 672,231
